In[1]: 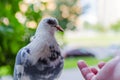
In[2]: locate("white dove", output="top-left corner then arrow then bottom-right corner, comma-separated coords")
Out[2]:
13,17 -> 64,80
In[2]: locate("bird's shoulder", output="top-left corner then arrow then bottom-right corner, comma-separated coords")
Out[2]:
15,47 -> 31,65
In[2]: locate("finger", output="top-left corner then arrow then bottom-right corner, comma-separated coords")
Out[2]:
90,67 -> 98,75
77,60 -> 88,70
78,60 -> 95,80
98,62 -> 106,69
91,76 -> 99,80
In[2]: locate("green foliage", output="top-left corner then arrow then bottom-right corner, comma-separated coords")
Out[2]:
111,21 -> 120,32
0,0 -> 42,76
0,0 -> 23,76
84,22 -> 106,32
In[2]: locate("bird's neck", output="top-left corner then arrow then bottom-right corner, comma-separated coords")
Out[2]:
27,31 -> 57,61
32,31 -> 57,44
35,29 -> 55,37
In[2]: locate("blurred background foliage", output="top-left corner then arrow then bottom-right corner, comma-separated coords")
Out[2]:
0,0 -> 80,76
83,20 -> 120,32
111,20 -> 120,32
84,22 -> 106,32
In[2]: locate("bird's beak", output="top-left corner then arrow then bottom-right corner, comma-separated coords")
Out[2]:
56,25 -> 64,32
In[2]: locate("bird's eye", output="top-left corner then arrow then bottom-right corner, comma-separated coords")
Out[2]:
47,19 -> 55,25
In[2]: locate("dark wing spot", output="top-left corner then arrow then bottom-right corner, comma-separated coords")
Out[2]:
17,72 -> 22,78
25,48 -> 30,54
22,52 -> 26,57
49,54 -> 57,61
55,51 -> 60,55
49,46 -> 54,50
49,51 -> 60,61
25,59 -> 32,66
49,45 -> 61,61
38,58 -> 48,65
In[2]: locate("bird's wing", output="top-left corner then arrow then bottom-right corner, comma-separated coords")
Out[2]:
14,48 -> 31,80
14,38 -> 49,80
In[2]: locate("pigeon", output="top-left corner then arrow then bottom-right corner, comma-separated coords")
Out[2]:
13,17 -> 64,80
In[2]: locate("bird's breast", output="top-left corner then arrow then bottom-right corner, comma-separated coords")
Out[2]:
24,55 -> 63,80
23,37 -> 64,79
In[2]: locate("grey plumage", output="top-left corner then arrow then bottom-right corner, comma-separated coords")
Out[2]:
14,17 -> 64,80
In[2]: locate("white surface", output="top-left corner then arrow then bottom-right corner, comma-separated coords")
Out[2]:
59,68 -> 84,80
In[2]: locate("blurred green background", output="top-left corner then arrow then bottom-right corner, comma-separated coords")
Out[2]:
0,0 -> 120,77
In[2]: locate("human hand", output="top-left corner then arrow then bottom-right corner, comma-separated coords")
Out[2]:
77,56 -> 120,80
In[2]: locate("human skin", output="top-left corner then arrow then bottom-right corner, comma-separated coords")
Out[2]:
77,56 -> 120,80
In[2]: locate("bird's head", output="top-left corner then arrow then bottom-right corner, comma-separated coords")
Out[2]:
36,17 -> 64,35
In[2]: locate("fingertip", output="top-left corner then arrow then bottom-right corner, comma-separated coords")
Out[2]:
77,60 -> 88,70
77,60 -> 85,66
77,60 -> 96,80
90,67 -> 98,75
77,60 -> 85,65
98,61 -> 106,69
